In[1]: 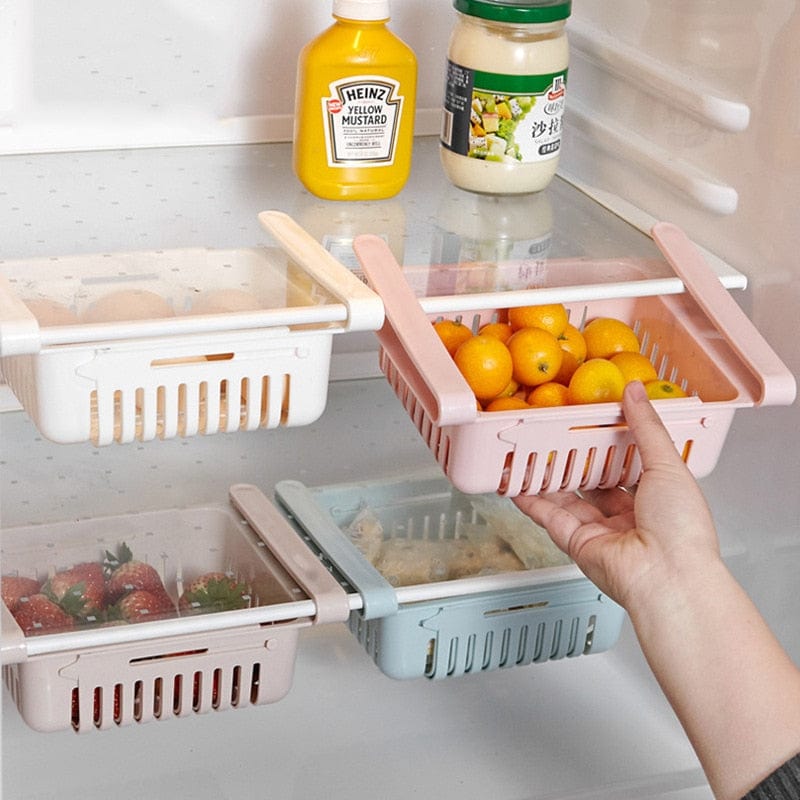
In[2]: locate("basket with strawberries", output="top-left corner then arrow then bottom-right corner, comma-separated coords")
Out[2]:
2,542 -> 254,637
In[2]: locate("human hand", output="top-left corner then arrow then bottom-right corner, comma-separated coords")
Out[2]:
513,380 -> 721,610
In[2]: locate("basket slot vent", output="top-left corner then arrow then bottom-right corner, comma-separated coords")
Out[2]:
583,614 -> 597,654
516,624 -> 530,664
498,627 -> 512,668
153,677 -> 164,719
249,662 -> 261,705
133,679 -> 144,722
425,637 -> 436,677
549,619 -> 564,660
447,636 -> 460,676
231,665 -> 242,707
463,633 -> 477,673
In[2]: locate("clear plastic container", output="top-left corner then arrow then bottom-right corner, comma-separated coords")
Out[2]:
440,0 -> 571,195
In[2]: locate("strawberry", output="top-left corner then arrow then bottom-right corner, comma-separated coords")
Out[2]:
43,562 -> 106,621
12,593 -> 75,635
112,589 -> 176,623
1,575 -> 42,613
104,542 -> 165,604
179,572 -> 252,614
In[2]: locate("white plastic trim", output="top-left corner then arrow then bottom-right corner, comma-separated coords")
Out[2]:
568,20 -> 751,133
567,99 -> 740,215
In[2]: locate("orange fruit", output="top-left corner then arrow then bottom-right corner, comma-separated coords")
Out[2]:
645,379 -> 688,399
527,381 -> 570,407
484,396 -> 531,412
506,327 -> 563,387
495,378 -> 520,398
478,321 -> 513,344
453,334 -> 514,402
508,303 -> 569,337
554,323 -> 587,384
610,351 -> 658,384
582,317 -> 640,360
568,358 -> 626,404
433,319 -> 473,356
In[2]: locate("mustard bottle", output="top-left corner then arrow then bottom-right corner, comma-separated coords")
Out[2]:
292,0 -> 417,201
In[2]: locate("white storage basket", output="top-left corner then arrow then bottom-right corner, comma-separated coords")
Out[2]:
0,211 -> 384,445
0,484 -> 350,732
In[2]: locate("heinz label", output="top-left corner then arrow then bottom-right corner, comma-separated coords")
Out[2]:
322,76 -> 404,167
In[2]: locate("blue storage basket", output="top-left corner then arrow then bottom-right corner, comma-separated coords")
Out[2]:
275,474 -> 625,680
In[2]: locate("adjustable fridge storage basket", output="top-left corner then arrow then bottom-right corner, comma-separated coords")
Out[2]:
275,474 -> 626,681
353,223 -> 796,496
0,484 -> 350,733
0,210 -> 383,445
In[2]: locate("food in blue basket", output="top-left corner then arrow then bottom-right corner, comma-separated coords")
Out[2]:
104,542 -> 168,604
83,289 -> 174,323
373,536 -> 524,586
466,496 -> 571,570
12,593 -> 76,635
1,575 -> 42,613
343,500 -> 569,588
343,508 -> 384,563
42,562 -> 107,622
178,572 -> 253,614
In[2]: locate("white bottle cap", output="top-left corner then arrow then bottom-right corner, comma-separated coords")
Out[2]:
333,0 -> 390,21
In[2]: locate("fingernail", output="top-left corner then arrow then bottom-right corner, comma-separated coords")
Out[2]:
625,380 -> 647,402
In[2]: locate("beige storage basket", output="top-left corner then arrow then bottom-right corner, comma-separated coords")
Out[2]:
1,484 -> 350,733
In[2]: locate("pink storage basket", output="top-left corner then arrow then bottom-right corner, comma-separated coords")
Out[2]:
354,223 -> 796,496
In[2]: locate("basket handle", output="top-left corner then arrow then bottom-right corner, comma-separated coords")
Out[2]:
652,222 -> 796,407
258,210 -> 385,333
354,234 -> 478,426
228,483 -> 351,625
274,480 -> 398,620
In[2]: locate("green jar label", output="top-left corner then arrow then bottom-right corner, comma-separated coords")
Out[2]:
441,61 -> 567,164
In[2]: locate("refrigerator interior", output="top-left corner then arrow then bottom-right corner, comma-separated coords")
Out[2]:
1,2 -> 798,799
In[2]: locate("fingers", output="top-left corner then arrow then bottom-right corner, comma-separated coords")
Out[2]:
622,381 -> 686,470
513,491 -> 608,555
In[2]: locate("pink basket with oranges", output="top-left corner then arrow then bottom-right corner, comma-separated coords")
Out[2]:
354,223 -> 796,497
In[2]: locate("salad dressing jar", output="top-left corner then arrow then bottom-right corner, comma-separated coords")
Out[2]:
440,0 -> 571,195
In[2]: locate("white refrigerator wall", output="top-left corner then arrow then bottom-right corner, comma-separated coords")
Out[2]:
3,1 -> 798,288
2,0 -> 798,422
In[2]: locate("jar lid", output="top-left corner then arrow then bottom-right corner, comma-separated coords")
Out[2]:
333,0 -> 390,20
453,0 -> 571,23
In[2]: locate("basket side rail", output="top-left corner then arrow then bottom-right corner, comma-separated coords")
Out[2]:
229,483 -> 351,625
652,222 -> 796,407
354,234 -> 479,427
1,601 -> 28,665
274,480 -> 398,621
258,210 -> 385,334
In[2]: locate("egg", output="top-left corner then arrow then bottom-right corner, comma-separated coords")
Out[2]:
22,298 -> 79,326
83,290 -> 174,323
188,288 -> 262,315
